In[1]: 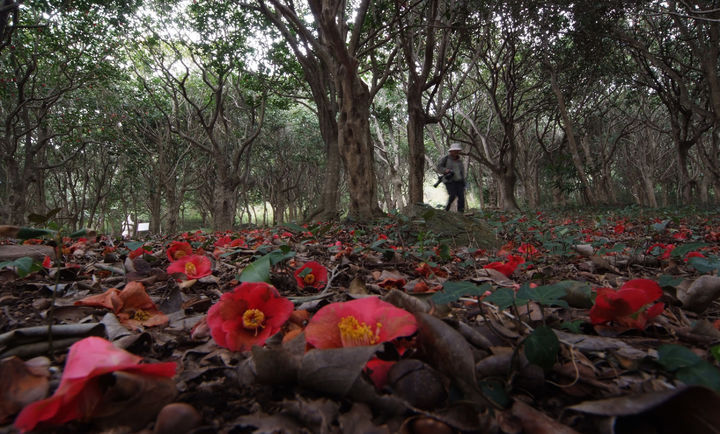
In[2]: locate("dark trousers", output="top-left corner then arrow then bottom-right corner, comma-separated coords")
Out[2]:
445,180 -> 465,212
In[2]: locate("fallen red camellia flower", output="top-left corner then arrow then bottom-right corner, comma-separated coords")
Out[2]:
207,282 -> 294,351
128,246 -> 151,260
166,241 -> 193,262
74,281 -> 168,329
646,243 -> 675,260
166,254 -> 212,280
589,279 -> 665,329
14,337 -> 176,432
294,261 -> 328,290
517,243 -> 539,256
483,254 -> 525,277
305,297 -> 417,349
684,251 -> 706,262
305,297 -> 417,390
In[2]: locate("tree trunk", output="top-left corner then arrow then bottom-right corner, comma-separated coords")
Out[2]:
677,140 -> 694,204
497,166 -> 520,211
211,180 -> 237,230
149,188 -> 162,233
641,172 -> 658,208
549,69 -> 596,205
337,67 -> 382,220
407,86 -> 426,205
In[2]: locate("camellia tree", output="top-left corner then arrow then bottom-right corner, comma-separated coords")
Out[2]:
0,1 -> 139,224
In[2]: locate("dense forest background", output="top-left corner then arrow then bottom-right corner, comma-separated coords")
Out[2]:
0,0 -> 719,233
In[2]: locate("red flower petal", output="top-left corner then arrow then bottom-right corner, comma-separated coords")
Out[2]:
166,241 -> 193,262
207,282 -> 293,351
166,255 -> 212,280
305,297 -> 417,349
294,261 -> 328,290
14,337 -> 175,431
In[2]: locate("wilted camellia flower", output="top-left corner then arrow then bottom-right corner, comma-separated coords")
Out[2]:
207,282 -> 294,352
483,254 -> 525,277
304,297 -> 417,349
167,254 -> 212,280
294,261 -> 328,290
166,241 -> 193,262
14,337 -> 176,432
589,279 -> 664,329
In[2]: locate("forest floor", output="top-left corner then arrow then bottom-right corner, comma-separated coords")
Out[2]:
1,206 -> 720,433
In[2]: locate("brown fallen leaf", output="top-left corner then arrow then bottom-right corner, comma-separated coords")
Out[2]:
415,313 -> 489,408
348,276 -> 369,295
85,371 -> 177,430
0,356 -> 50,423
677,275 -> 720,313
568,386 -> 720,434
509,400 -> 579,434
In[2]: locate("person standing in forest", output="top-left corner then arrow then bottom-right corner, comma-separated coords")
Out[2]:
436,143 -> 466,213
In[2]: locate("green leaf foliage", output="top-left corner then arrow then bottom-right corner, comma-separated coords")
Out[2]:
124,241 -> 145,252
671,242 -> 709,258
676,361 -> 720,391
282,222 -> 306,234
431,281 -> 491,305
658,274 -> 684,289
524,326 -> 560,371
527,283 -> 571,308
657,344 -> 702,371
560,320 -> 584,334
484,288 -> 517,310
688,256 -> 720,274
0,257 -> 42,277
16,227 -> 56,240
239,254 -> 272,283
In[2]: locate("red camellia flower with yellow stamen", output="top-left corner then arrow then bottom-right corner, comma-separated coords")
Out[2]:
304,297 -> 417,349
589,279 -> 665,329
166,241 -> 193,262
294,261 -> 328,290
206,282 -> 294,351
166,254 -> 212,280
305,297 -> 417,390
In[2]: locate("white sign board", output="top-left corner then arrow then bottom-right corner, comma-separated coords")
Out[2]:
137,222 -> 150,231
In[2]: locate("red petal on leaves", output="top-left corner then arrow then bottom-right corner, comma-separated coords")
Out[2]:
14,337 -> 175,432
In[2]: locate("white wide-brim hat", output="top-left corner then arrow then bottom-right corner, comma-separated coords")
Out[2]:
449,143 -> 463,152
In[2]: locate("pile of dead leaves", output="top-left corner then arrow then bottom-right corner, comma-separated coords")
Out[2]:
1,209 -> 720,433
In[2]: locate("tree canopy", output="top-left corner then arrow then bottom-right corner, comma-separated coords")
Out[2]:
1,0 -> 719,231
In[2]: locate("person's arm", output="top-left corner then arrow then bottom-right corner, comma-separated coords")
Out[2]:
435,155 -> 448,174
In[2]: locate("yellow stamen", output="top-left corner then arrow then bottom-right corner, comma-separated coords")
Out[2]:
174,250 -> 187,260
338,316 -> 382,347
242,309 -> 266,334
303,273 -> 316,284
185,262 -> 197,276
132,309 -> 150,321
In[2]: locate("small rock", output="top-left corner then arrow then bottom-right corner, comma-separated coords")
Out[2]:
154,402 -> 201,434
